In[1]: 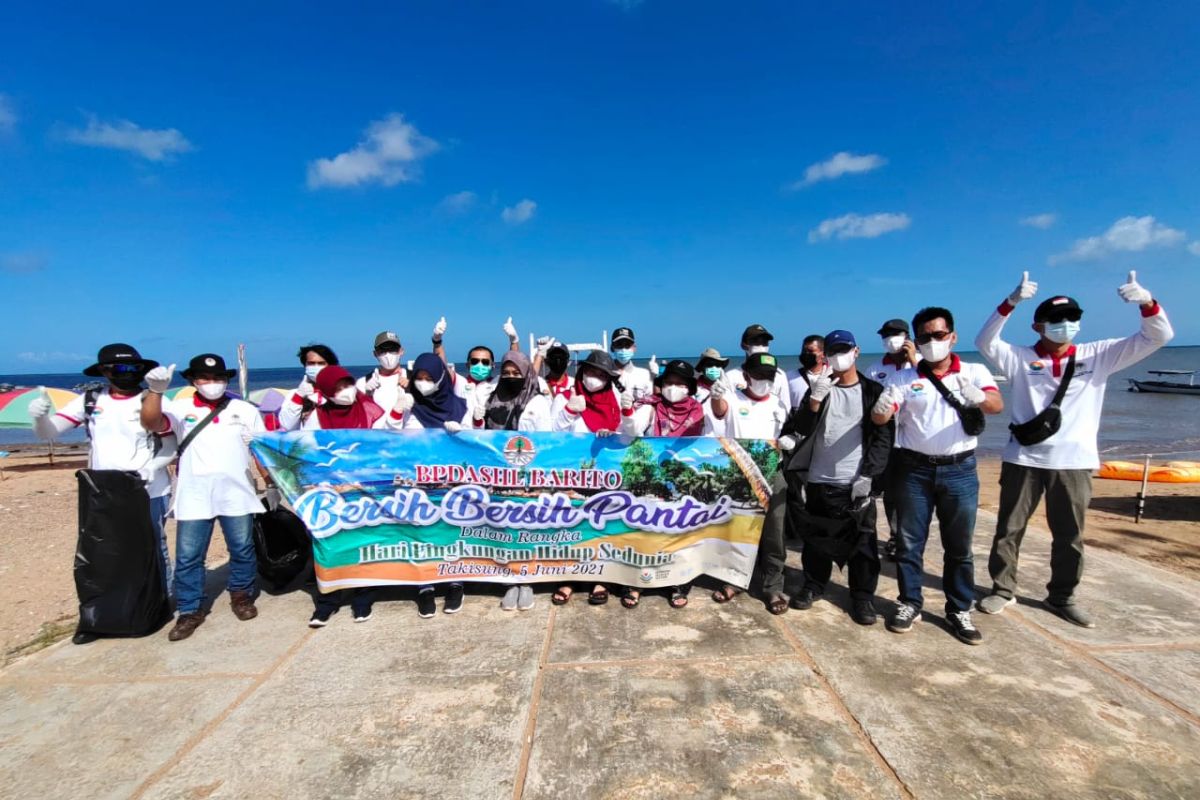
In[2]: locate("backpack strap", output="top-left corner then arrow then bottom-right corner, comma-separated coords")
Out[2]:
82,389 -> 100,440
177,397 -> 231,457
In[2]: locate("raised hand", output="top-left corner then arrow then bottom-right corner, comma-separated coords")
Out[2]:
1117,270 -> 1153,305
27,387 -> 53,419
1008,271 -> 1039,305
432,316 -> 447,343
502,316 -> 519,344
145,364 -> 176,394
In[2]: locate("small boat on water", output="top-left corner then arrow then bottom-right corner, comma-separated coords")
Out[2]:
1127,369 -> 1200,396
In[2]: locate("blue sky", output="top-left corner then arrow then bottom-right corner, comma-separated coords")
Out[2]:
2,1 -> 1197,374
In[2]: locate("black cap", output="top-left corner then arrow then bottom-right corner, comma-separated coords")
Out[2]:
83,343 -> 158,377
743,352 -> 779,380
1033,295 -> 1083,322
740,324 -> 774,346
657,359 -> 697,394
578,350 -> 622,378
181,353 -> 237,380
877,319 -> 910,336
611,327 -> 635,346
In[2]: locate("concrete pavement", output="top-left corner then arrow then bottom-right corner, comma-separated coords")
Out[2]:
2,508 -> 1198,799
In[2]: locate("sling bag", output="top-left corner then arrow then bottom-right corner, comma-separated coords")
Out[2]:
177,397 -> 231,457
917,361 -> 986,436
1009,353 -> 1075,446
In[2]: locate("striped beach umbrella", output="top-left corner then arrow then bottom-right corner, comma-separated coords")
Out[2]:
0,387 -> 81,429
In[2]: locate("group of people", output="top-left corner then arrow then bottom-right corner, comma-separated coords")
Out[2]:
31,271 -> 1173,646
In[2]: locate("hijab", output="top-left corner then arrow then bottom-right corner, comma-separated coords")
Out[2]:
410,353 -> 468,429
574,371 -> 621,433
314,366 -> 383,429
485,351 -> 542,430
636,393 -> 705,436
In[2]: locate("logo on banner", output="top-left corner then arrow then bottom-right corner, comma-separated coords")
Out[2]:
503,435 -> 537,467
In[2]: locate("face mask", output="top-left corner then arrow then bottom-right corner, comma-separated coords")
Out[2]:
748,378 -> 773,397
612,348 -> 634,365
744,345 -> 769,356
109,375 -> 143,393
828,351 -> 856,373
883,335 -> 906,354
1043,321 -> 1080,344
414,380 -> 437,397
304,365 -> 323,382
332,386 -> 357,406
546,352 -> 570,374
703,366 -> 723,382
498,376 -> 524,395
469,363 -> 492,382
918,339 -> 953,363
581,373 -> 608,393
376,352 -> 401,371
197,382 -> 227,401
799,351 -> 821,371
662,385 -> 689,404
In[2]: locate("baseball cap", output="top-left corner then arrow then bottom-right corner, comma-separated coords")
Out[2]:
824,330 -> 857,351
743,352 -> 779,380
611,327 -> 635,346
1033,296 -> 1083,323
373,331 -> 401,349
740,324 -> 774,345
877,319 -> 910,336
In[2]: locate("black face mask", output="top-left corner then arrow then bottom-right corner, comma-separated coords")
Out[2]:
497,376 -> 524,398
546,353 -> 570,374
799,352 -> 820,370
108,375 -> 144,393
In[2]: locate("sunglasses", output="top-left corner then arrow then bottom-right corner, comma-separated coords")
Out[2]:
102,363 -> 143,375
1043,310 -> 1083,324
468,357 -> 493,366
915,331 -> 953,345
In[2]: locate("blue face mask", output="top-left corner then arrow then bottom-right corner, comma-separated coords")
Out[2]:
612,348 -> 634,365
704,366 -> 723,382
1043,320 -> 1080,344
304,365 -> 323,382
469,363 -> 492,382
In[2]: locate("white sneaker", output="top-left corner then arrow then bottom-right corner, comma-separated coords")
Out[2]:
500,586 -> 520,611
517,585 -> 535,611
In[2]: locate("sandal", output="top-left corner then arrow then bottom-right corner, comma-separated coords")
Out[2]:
588,586 -> 609,605
766,593 -> 789,616
552,586 -> 573,606
712,585 -> 740,604
621,589 -> 640,609
669,586 -> 690,609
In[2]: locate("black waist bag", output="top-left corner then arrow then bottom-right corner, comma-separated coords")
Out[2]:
1010,354 -> 1075,446
253,502 -> 313,591
919,361 -> 986,436
74,469 -> 172,637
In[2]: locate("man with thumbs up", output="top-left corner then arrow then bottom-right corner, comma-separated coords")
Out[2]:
974,271 -> 1174,628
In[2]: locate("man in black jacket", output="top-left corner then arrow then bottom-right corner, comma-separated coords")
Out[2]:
780,329 -> 894,625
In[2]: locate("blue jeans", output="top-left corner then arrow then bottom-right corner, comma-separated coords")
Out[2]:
149,494 -> 173,598
174,515 -> 258,615
893,453 -> 979,614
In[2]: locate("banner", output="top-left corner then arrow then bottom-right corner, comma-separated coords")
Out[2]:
250,430 -> 779,592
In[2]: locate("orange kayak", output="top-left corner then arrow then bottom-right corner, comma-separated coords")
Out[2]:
1098,461 -> 1200,483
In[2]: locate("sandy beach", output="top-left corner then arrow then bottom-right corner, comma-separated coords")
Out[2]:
1,447 -> 1196,661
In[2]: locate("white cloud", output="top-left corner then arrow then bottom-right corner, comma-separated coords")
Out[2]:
789,151 -> 886,189
438,190 -> 477,214
501,199 -> 537,225
16,350 -> 87,364
1,251 -> 48,274
1049,215 -> 1187,264
0,94 -> 15,133
307,113 -> 438,189
1020,213 -> 1057,229
62,114 -> 193,161
808,212 -> 910,243
1189,241 -> 1200,256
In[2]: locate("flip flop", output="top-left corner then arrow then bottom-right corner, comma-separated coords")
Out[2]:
552,587 -> 573,606
621,590 -> 640,609
669,587 -> 690,609
712,585 -> 740,604
767,594 -> 789,616
588,587 -> 609,605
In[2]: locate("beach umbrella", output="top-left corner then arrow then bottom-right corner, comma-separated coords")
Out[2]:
165,386 -> 197,402
249,387 -> 290,414
0,387 -> 80,429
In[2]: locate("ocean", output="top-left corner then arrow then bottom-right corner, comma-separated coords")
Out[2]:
4,346 -> 1198,460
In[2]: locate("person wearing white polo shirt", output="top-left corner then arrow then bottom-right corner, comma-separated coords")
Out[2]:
357,330 -> 408,412
142,354 -> 265,642
974,271 -> 1174,628
872,307 -> 1003,645
727,324 -> 790,405
609,326 -> 654,401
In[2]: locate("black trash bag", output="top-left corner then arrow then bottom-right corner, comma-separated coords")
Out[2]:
787,490 -> 876,568
253,502 -> 312,591
74,469 -> 172,638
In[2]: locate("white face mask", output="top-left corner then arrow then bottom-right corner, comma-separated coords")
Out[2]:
883,335 -> 906,354
332,386 -> 358,406
1043,321 -> 1080,344
744,345 -> 769,356
581,374 -> 608,393
828,351 -> 856,373
414,380 -> 437,397
197,382 -> 227,401
304,365 -> 323,382
376,352 -> 401,371
661,385 -> 689,404
918,339 -> 953,363
747,378 -> 773,397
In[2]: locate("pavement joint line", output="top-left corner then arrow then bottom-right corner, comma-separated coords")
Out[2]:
128,628 -> 317,800
1083,641 -> 1200,653
511,604 -> 557,800
543,652 -> 801,670
0,671 -> 264,688
1008,607 -> 1200,729
770,615 -> 917,800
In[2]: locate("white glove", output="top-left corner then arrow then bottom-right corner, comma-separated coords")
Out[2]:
473,403 -> 486,421
620,388 -> 635,410
872,385 -> 903,417
777,434 -> 797,452
27,387 -> 53,419
393,393 -> 414,414
444,421 -> 463,433
648,355 -> 659,375
1008,271 -> 1038,305
809,373 -> 833,403
472,383 -> 495,421
567,393 -> 587,414
145,364 -> 175,394
240,427 -> 255,446
1118,270 -> 1152,305
502,316 -> 519,344
535,336 -> 553,358
709,375 -> 729,399
957,376 -> 987,408
294,379 -> 315,400
851,476 -> 873,501
432,316 -> 447,344
364,371 -> 382,393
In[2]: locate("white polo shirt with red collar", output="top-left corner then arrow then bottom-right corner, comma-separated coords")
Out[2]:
886,355 -> 997,456
864,353 -> 918,385
975,299 -> 1174,470
163,394 -> 265,520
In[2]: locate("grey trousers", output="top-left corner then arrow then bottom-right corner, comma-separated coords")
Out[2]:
756,472 -> 790,597
988,462 -> 1092,605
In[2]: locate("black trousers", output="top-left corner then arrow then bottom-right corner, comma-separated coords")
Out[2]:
314,587 -> 376,615
800,482 -> 880,601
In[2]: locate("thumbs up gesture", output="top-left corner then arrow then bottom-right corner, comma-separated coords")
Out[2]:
502,316 -> 519,345
1118,270 -> 1153,306
27,386 -> 53,419
145,364 -> 176,394
431,316 -> 447,344
1008,271 -> 1038,305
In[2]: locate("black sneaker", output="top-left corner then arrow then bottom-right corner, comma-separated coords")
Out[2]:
948,610 -> 983,645
851,599 -> 878,626
309,608 -> 335,628
886,603 -> 921,633
417,590 -> 436,619
883,537 -> 898,560
789,586 -> 820,610
443,583 -> 464,614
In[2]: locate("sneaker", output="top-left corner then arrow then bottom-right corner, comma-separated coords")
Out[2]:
851,599 -> 878,626
352,608 -> 373,623
168,611 -> 207,641
309,608 -> 334,628
886,603 -> 921,633
789,586 -> 820,610
444,584 -> 464,614
501,586 -> 520,611
948,610 -> 984,645
977,593 -> 1015,615
417,590 -> 436,619
517,585 -> 535,611
1045,600 -> 1095,629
